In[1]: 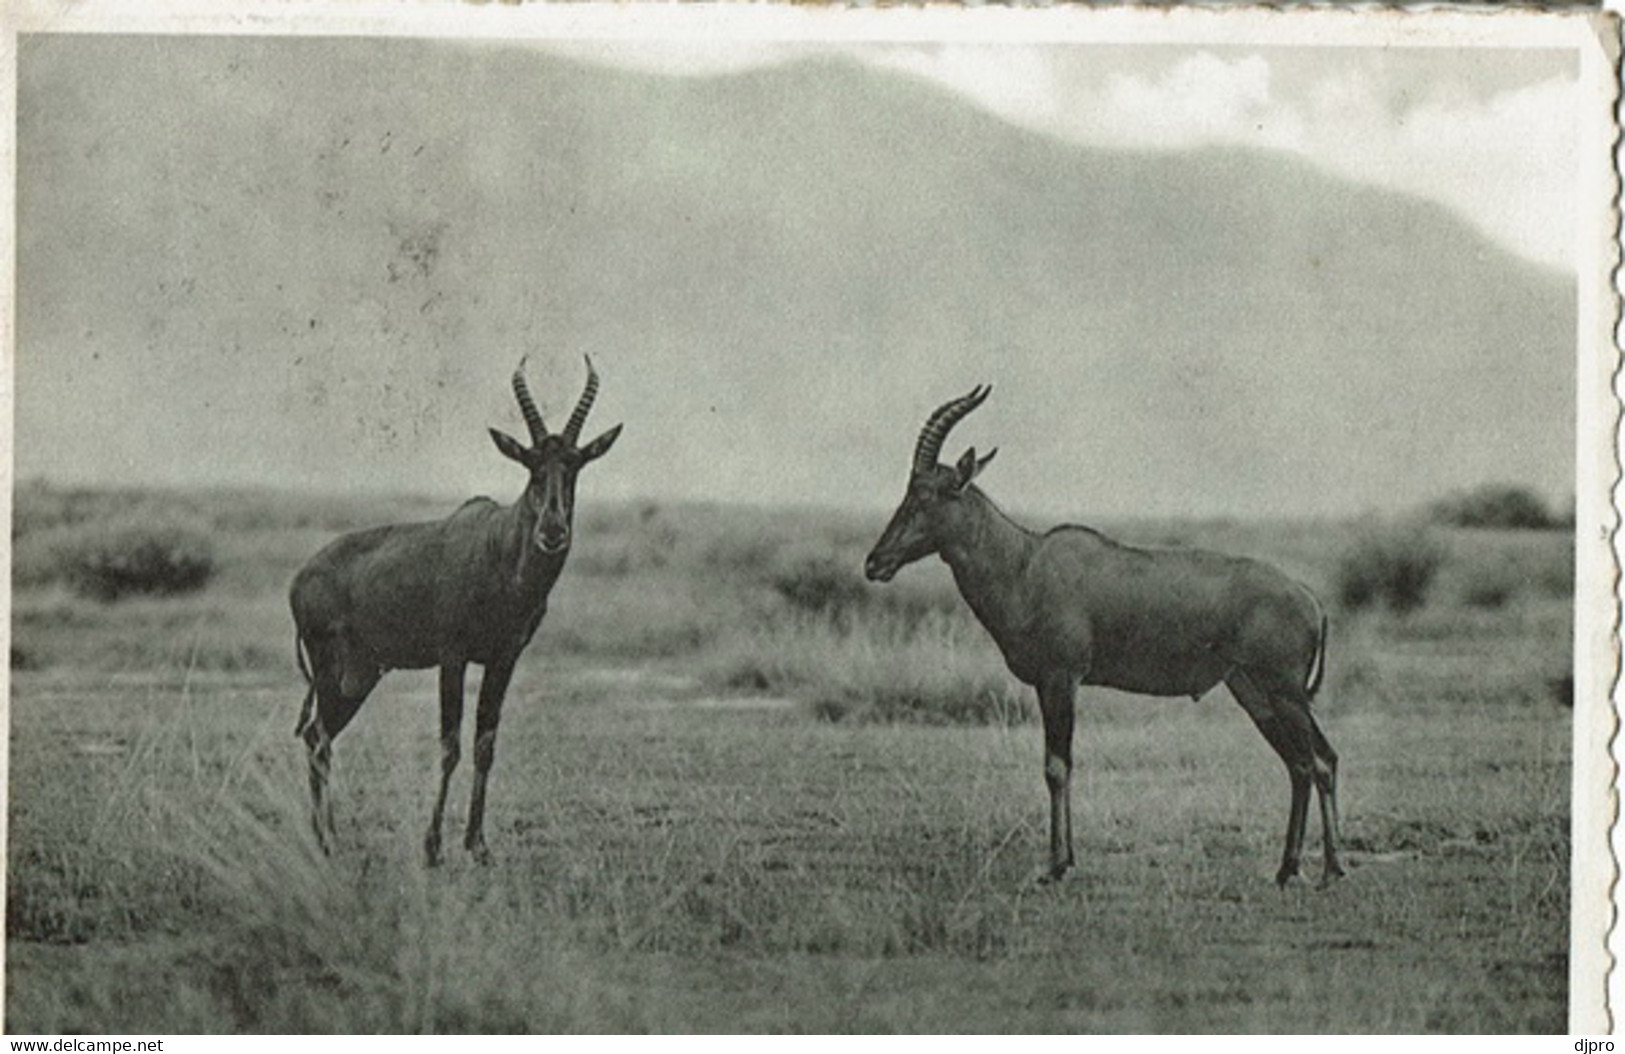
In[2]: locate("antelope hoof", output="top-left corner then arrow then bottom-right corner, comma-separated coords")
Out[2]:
1275,869 -> 1307,890
468,840 -> 493,867
1318,863 -> 1347,890
424,835 -> 442,869
1034,862 -> 1074,887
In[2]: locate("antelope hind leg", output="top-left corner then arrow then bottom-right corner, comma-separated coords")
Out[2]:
1226,671 -> 1315,887
1309,715 -> 1345,886
304,667 -> 372,857
302,718 -> 334,854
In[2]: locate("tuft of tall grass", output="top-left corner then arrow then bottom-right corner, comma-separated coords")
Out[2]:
9,672 -> 635,1032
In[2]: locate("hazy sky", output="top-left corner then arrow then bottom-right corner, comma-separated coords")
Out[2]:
11,20 -> 1605,520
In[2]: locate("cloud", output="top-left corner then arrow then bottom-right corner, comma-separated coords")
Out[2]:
1382,75 -> 1577,271
862,44 -> 1065,131
1238,61 -> 1577,271
1095,53 -> 1299,149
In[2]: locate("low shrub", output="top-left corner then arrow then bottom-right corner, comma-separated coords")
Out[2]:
1336,524 -> 1446,614
52,518 -> 219,602
766,550 -> 963,634
1457,562 -> 1520,610
770,554 -> 868,618
1439,530 -> 1573,608
704,609 -> 1023,726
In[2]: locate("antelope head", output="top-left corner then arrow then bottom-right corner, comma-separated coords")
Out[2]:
864,385 -> 998,583
490,356 -> 622,556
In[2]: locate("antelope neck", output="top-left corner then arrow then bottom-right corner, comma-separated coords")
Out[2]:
938,486 -> 1038,639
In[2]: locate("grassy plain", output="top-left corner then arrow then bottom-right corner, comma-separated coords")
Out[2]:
7,484 -> 1575,1032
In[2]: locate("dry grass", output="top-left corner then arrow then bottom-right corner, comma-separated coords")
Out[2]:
6,486 -> 1575,1032
7,666 -> 1568,1032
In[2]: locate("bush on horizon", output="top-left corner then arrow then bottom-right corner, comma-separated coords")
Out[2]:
1335,522 -> 1446,614
1428,484 -> 1559,531
41,517 -> 219,602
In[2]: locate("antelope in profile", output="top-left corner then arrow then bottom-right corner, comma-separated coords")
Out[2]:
290,357 -> 620,865
864,387 -> 1342,887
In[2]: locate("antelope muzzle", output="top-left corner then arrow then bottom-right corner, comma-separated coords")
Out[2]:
537,523 -> 571,554
864,549 -> 900,583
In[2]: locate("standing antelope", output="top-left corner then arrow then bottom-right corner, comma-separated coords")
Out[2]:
290,357 -> 621,865
863,386 -> 1343,887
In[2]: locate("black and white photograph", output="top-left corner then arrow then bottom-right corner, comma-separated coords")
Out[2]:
4,3 -> 1618,1034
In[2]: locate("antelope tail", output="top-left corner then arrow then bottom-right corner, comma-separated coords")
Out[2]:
294,631 -> 317,738
1304,607 -> 1329,700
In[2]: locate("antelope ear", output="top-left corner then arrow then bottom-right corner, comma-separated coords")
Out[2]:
579,423 -> 622,464
953,446 -> 996,490
489,428 -> 530,464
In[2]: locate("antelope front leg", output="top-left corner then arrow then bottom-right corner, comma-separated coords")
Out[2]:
425,662 -> 466,867
1036,675 -> 1078,883
465,657 -> 515,865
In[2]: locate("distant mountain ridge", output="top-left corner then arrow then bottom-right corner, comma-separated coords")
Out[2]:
17,38 -> 1575,518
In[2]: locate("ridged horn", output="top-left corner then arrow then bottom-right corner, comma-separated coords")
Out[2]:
562,356 -> 599,445
512,357 -> 548,444
912,384 -> 992,475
